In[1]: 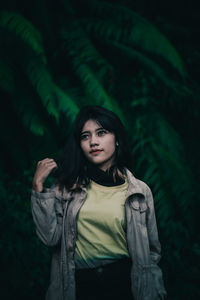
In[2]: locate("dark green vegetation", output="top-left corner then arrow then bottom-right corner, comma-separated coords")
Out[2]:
0,0 -> 200,299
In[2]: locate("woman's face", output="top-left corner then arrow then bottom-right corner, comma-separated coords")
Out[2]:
80,119 -> 116,171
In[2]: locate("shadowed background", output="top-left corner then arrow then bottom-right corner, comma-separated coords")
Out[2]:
0,0 -> 199,299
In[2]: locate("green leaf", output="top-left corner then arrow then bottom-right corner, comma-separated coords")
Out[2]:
0,10 -> 46,63
83,0 -> 187,77
111,42 -> 191,94
75,63 -> 127,126
61,22 -> 127,126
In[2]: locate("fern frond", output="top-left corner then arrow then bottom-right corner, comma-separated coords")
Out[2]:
53,86 -> 79,121
26,59 -> 60,122
83,0 -> 186,78
61,21 -> 114,88
26,58 -> 79,124
74,63 -> 127,126
0,11 -> 78,127
109,41 -> 190,93
132,137 -> 175,228
0,10 -> 46,62
132,110 -> 197,231
61,22 -> 126,125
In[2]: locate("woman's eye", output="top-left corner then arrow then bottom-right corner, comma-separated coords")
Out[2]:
98,130 -> 107,136
80,134 -> 89,140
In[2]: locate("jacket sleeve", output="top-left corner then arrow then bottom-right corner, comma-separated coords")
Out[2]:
146,186 -> 167,299
31,185 -> 63,247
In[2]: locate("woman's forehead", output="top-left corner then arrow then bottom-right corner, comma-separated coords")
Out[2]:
81,119 -> 102,131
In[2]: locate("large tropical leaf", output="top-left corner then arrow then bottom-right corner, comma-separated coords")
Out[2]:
75,64 -> 127,125
61,22 -> 126,125
0,10 -> 46,62
82,0 -> 187,78
0,11 -> 79,132
104,41 -> 191,94
131,107 -> 198,233
61,21 -> 114,88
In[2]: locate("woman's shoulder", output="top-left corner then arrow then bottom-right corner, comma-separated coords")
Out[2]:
49,183 -> 73,200
125,168 -> 152,195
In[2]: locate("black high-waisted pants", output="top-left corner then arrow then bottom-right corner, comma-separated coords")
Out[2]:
75,258 -> 133,300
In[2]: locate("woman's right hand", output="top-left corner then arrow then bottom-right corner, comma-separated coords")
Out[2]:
32,158 -> 58,192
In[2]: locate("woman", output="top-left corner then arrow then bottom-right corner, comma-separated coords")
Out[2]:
31,105 -> 167,300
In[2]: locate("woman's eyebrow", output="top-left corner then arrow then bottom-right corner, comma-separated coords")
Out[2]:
81,127 -> 104,135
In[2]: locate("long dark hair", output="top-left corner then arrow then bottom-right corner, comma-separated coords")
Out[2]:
54,105 -> 133,191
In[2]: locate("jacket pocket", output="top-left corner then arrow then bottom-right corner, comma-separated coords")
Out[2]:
131,197 -> 147,211
131,198 -> 148,228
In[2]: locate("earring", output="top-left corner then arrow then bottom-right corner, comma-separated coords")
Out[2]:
116,142 -> 119,146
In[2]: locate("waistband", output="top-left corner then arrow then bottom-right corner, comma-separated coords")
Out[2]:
75,257 -> 132,277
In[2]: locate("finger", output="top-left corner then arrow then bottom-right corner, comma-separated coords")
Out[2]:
46,164 -> 58,172
46,162 -> 57,168
38,159 -> 55,165
51,164 -> 58,170
37,158 -> 49,165
44,160 -> 56,165
41,158 -> 54,163
50,165 -> 58,172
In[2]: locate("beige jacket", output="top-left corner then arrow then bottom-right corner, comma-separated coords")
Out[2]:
31,168 -> 167,300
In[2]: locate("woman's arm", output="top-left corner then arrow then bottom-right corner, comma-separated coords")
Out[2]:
31,158 -> 63,247
146,187 -> 167,299
146,187 -> 161,264
31,186 -> 63,247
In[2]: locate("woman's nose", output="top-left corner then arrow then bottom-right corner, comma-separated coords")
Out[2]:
90,134 -> 99,145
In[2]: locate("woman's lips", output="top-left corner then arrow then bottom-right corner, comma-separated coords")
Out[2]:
90,150 -> 102,155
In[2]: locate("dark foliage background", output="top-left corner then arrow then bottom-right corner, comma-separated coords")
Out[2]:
0,0 -> 200,299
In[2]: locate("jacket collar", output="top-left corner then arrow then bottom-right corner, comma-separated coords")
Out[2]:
124,168 -> 145,198
78,168 -> 145,198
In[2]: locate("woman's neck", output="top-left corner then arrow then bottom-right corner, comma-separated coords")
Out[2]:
86,162 -> 125,186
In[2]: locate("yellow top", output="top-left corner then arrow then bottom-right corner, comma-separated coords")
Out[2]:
74,177 -> 130,268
